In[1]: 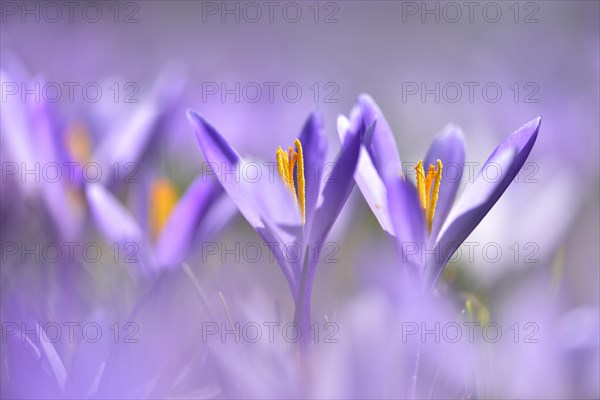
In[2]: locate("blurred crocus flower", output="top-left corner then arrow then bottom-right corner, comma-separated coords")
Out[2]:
55,63 -> 187,190
85,175 -> 226,277
339,95 -> 540,289
0,59 -> 185,241
187,109 -> 369,343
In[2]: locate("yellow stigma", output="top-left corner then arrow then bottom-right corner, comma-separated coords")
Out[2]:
415,159 -> 443,234
276,139 -> 306,224
149,178 -> 179,242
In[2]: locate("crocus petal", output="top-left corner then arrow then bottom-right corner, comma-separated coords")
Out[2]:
385,176 -> 427,269
86,185 -> 152,278
193,193 -> 238,242
187,110 -> 263,229
41,180 -> 85,242
188,110 -> 302,294
85,183 -> 143,245
92,65 -> 185,186
151,62 -> 188,111
128,170 -> 154,238
154,177 -> 222,270
423,125 -> 466,240
428,117 -> 541,287
293,122 -> 364,346
338,106 -> 393,234
298,111 -> 327,227
0,68 -> 37,196
357,94 -> 403,179
240,158 -> 303,236
93,99 -> 161,185
245,167 -> 304,288
255,224 -> 299,295
310,119 -> 367,246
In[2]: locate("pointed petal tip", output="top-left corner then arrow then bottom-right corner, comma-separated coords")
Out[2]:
336,114 -> 349,127
186,109 -> 218,140
511,116 -> 542,148
357,92 -> 375,104
186,108 -> 209,140
84,182 -> 142,243
185,108 -> 203,124
186,109 -> 219,131
438,123 -> 465,141
532,115 -> 542,130
356,93 -> 379,116
306,109 -> 325,133
527,115 -> 542,127
336,114 -> 350,140
299,109 -> 327,151
186,109 -> 240,166
310,109 -> 324,122
521,116 -> 542,133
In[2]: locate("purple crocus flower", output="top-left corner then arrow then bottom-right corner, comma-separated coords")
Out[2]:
0,60 -> 184,241
187,109 -> 369,344
84,175 -> 226,277
339,94 -> 541,290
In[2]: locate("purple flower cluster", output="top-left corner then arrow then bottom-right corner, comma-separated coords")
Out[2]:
2,64 -> 598,400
